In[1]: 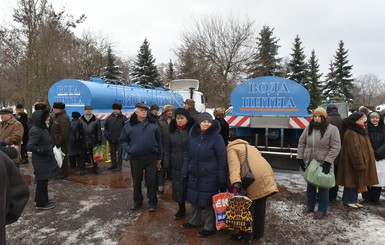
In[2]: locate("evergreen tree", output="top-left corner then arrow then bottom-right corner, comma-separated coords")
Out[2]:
166,59 -> 175,82
101,46 -> 123,81
131,38 -> 161,87
333,40 -> 354,101
247,25 -> 282,77
288,35 -> 308,87
323,41 -> 354,102
307,50 -> 322,109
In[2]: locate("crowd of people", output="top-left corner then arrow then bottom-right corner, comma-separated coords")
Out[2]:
3,99 -> 384,243
297,104 -> 384,221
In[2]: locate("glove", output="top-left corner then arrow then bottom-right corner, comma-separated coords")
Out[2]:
375,152 -> 381,161
232,182 -> 242,193
0,140 -> 6,146
297,159 -> 306,171
322,161 -> 331,174
219,183 -> 227,192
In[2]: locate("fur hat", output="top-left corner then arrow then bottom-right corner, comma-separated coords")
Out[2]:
162,104 -> 175,112
198,112 -> 213,124
184,99 -> 195,107
135,102 -> 148,110
150,104 -> 159,111
34,102 -> 48,110
0,108 -> 13,114
348,112 -> 364,122
313,107 -> 327,118
380,109 -> 385,117
112,103 -> 122,110
53,102 -> 65,109
84,105 -> 93,110
16,103 -> 24,109
72,111 -> 81,119
326,104 -> 338,114
358,106 -> 370,115
174,108 -> 190,119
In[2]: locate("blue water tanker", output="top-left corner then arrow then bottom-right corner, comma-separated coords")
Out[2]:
48,77 -> 184,118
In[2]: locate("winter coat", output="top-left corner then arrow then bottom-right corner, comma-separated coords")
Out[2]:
50,110 -> 70,154
337,118 -> 379,188
366,111 -> 385,161
77,114 -> 102,149
186,107 -> 199,122
327,112 -> 344,165
0,151 -> 30,245
27,110 -> 61,180
159,115 -> 172,168
181,120 -> 228,207
227,139 -> 278,200
297,123 -> 341,168
68,118 -> 80,156
0,117 -> 24,164
104,112 -> 127,143
215,117 -> 229,146
119,112 -> 163,160
166,117 -> 195,203
14,112 -> 29,146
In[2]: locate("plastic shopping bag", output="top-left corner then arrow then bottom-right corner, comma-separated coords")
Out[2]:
225,195 -> 253,233
374,159 -> 385,187
212,192 -> 232,230
53,146 -> 65,168
93,145 -> 106,163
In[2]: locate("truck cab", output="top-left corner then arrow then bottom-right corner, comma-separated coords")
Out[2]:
169,79 -> 206,112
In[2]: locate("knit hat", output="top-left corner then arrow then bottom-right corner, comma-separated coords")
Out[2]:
16,103 -> 24,109
369,111 -> 381,118
112,103 -> 122,110
72,111 -> 81,119
184,99 -> 195,107
53,102 -> 65,109
150,104 -> 159,111
348,112 -> 364,122
34,102 -> 48,110
135,102 -> 148,110
162,104 -> 175,112
198,112 -> 213,124
0,108 -> 13,114
313,107 -> 327,118
326,104 -> 338,114
84,105 -> 93,110
174,108 -> 190,119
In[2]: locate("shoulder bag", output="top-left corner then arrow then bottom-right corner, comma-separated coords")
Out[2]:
303,132 -> 335,189
241,144 -> 255,189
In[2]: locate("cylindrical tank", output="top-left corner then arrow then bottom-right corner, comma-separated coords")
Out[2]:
48,78 -> 184,117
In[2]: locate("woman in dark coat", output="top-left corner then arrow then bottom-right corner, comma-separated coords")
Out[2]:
337,112 -> 378,208
181,112 -> 228,238
362,111 -> 385,204
27,110 -> 60,210
165,108 -> 195,220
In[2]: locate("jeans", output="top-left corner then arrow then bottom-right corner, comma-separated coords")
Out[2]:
342,187 -> 358,204
307,183 -> 329,214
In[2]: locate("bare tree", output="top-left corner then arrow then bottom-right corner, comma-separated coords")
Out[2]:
176,14 -> 256,108
353,73 -> 385,107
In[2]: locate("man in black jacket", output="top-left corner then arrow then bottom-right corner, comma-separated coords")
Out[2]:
14,104 -> 29,164
327,104 -> 344,203
120,102 -> 163,212
77,105 -> 102,176
104,103 -> 127,171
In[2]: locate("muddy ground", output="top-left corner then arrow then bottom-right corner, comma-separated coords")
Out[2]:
6,161 -> 385,245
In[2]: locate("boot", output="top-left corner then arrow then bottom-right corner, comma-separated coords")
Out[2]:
174,202 -> 186,220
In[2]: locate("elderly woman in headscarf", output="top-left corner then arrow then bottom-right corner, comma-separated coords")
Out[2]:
297,107 -> 341,219
337,112 -> 378,208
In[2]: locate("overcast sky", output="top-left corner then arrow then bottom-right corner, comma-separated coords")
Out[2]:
1,0 -> 385,80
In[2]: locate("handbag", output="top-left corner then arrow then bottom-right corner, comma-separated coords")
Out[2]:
303,133 -> 335,189
241,144 -> 255,189
225,195 -> 253,233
